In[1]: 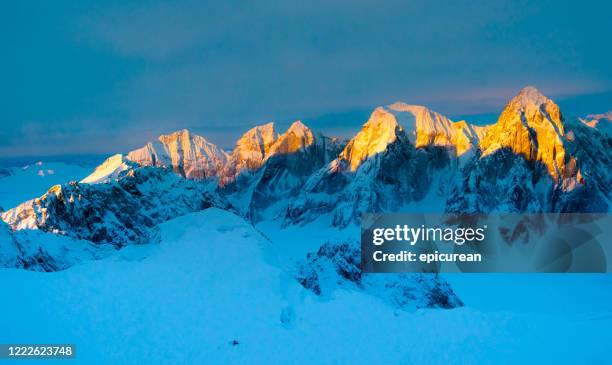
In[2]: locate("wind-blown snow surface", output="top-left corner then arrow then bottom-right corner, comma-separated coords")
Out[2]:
1,209 -> 611,365
0,162 -> 91,210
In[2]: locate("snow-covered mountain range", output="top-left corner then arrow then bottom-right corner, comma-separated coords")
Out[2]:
1,86 -> 610,309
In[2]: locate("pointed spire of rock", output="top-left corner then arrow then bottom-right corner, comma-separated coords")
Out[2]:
339,107 -> 402,171
479,86 -> 567,180
220,122 -> 280,183
268,121 -> 315,155
513,86 -> 549,107
235,122 -> 278,159
286,120 -> 309,135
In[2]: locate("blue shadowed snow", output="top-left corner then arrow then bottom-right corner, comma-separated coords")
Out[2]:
1,209 -> 611,364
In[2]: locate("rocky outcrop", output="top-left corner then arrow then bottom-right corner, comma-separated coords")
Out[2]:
127,129 -> 229,180
2,167 -> 227,247
5,86 -> 610,245
387,102 -> 484,156
1,86 -> 609,316
339,107 -> 403,172
223,121 -> 343,221
249,128 -> 342,221
0,219 -> 112,272
448,88 -> 610,213
220,123 -> 278,185
479,86 -> 568,181
297,241 -> 463,309
285,108 -> 455,227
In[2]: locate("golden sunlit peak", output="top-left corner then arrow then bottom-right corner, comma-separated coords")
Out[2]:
265,120 -> 315,156
383,102 -> 483,157
340,107 -> 401,171
235,122 -> 279,152
515,86 -> 548,105
479,86 -> 568,181
286,120 -> 310,135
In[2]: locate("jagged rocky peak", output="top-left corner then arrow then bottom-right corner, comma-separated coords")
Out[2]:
2,167 -> 226,246
286,120 -> 311,138
339,107 -> 402,171
222,121 -> 322,184
479,86 -> 569,180
126,129 -> 228,180
285,105 -> 462,228
218,123 -> 278,186
510,86 -> 561,119
81,154 -> 136,184
237,121 -> 342,223
1,183 -> 60,231
509,86 -> 564,134
337,102 -> 483,172
385,102 -> 482,156
228,122 -> 279,170
268,120 -> 315,155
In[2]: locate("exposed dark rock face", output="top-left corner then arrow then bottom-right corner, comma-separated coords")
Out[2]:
297,241 -> 463,309
246,134 -> 343,222
447,119 -> 611,214
285,131 -> 455,228
2,167 -> 227,247
127,129 -> 229,181
219,121 -> 344,223
286,90 -> 610,227
1,87 -> 610,313
446,148 -> 551,213
0,220 -> 86,272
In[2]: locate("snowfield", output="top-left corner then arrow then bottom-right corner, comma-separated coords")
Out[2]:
1,208 -> 610,365
0,162 -> 91,210
1,87 -> 611,364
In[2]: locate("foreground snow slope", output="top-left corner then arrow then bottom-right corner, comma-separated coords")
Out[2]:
1,209 -> 611,365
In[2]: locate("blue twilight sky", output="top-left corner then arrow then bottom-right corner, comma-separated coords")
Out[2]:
1,0 -> 611,157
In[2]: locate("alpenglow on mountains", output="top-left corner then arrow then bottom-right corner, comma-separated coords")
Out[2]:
3,86 -> 611,234
0,86 -> 610,280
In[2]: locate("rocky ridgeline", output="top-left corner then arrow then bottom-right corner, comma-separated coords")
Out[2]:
4,86 -> 611,235
0,87 -> 609,309
3,86 -> 611,235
